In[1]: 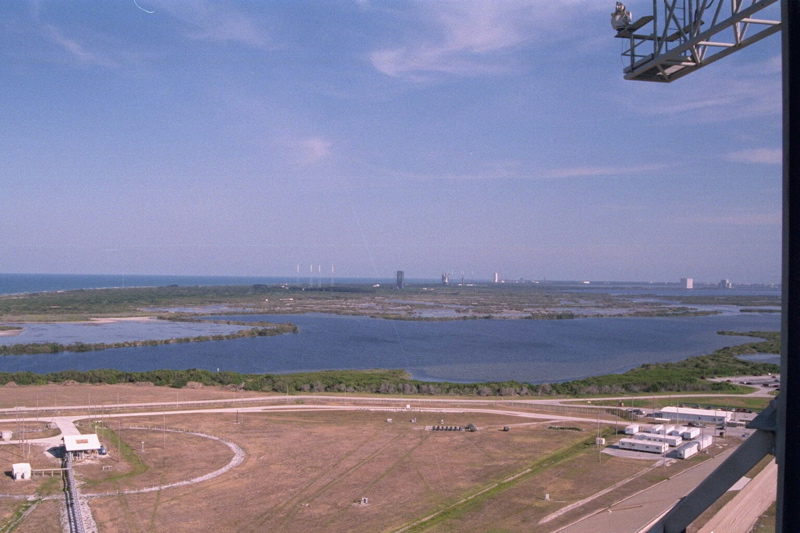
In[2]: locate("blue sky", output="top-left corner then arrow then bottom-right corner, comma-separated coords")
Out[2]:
0,1 -> 783,283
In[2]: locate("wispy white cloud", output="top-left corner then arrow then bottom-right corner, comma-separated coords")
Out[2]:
543,164 -> 664,179
275,136 -> 334,167
158,2 -> 273,49
725,148 -> 782,164
300,137 -> 333,165
42,24 -> 116,68
369,1 -> 604,81
629,55 -> 782,121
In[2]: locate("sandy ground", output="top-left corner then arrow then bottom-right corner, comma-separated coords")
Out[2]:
85,317 -> 156,324
0,316 -> 155,336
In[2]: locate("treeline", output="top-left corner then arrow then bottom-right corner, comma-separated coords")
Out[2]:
0,331 -> 780,396
543,331 -> 781,396
0,321 -> 297,356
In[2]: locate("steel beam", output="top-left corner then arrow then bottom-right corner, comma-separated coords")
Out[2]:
777,0 -> 800,531
620,0 -> 780,82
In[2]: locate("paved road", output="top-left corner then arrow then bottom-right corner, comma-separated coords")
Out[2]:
554,449 -> 732,533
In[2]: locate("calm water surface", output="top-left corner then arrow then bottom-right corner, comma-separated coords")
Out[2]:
0,312 -> 780,383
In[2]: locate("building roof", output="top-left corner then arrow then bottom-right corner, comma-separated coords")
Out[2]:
657,406 -> 732,420
63,434 -> 101,452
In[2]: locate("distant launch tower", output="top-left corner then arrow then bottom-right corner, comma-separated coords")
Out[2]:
396,271 -> 405,289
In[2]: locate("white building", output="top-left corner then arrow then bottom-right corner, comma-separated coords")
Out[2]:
63,434 -> 102,460
654,406 -> 731,425
11,463 -> 31,481
676,435 -> 714,459
696,434 -> 714,450
677,442 -> 699,459
681,427 -> 702,440
618,438 -> 669,454
624,424 -> 640,435
680,277 -> 694,289
634,433 -> 683,447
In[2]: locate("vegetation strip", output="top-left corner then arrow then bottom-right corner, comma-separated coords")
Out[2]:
0,319 -> 296,356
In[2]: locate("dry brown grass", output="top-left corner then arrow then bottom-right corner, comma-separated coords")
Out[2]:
83,410 -> 588,532
0,384 -> 731,532
0,382 -> 270,412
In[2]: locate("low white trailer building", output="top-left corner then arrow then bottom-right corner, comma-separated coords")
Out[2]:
634,433 -> 683,447
624,424 -> 640,435
618,438 -> 669,454
676,435 -> 715,459
676,442 -> 700,459
654,406 -> 731,425
696,434 -> 714,450
681,427 -> 702,440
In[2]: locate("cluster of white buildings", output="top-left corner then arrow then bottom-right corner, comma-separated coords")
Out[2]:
619,422 -> 714,459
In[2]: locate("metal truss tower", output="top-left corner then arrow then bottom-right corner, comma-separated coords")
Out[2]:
615,1 -> 797,531
617,0 -> 781,82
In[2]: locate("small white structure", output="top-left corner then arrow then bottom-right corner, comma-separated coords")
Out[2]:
696,434 -> 714,450
677,435 -> 714,459
1,431 -> 11,442
656,424 -> 676,435
682,427 -> 702,440
11,463 -> 31,481
63,434 -> 102,460
618,438 -> 668,454
677,442 -> 699,459
624,424 -> 639,435
655,406 -> 731,425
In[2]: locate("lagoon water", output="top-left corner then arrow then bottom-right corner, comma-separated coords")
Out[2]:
0,312 -> 780,383
0,320 -> 248,346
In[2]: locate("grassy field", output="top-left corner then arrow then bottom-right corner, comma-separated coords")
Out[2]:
0,383 -> 752,532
